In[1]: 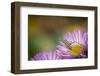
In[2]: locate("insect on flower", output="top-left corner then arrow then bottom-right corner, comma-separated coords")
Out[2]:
56,30 -> 88,59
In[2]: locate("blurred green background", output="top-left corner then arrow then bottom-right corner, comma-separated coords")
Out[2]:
28,15 -> 87,60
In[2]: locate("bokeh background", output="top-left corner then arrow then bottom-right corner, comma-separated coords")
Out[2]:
28,15 -> 87,60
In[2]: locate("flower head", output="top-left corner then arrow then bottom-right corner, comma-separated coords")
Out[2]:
56,30 -> 88,59
32,49 -> 61,60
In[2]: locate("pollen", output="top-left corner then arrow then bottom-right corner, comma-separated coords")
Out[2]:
68,43 -> 83,56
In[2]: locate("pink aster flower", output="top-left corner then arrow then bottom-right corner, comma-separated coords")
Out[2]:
32,49 -> 61,60
56,30 -> 88,59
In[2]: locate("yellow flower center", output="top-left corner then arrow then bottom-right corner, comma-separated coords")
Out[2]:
68,43 -> 83,56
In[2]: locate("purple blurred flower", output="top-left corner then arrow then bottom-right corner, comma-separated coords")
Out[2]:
56,30 -> 88,59
32,49 -> 61,60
